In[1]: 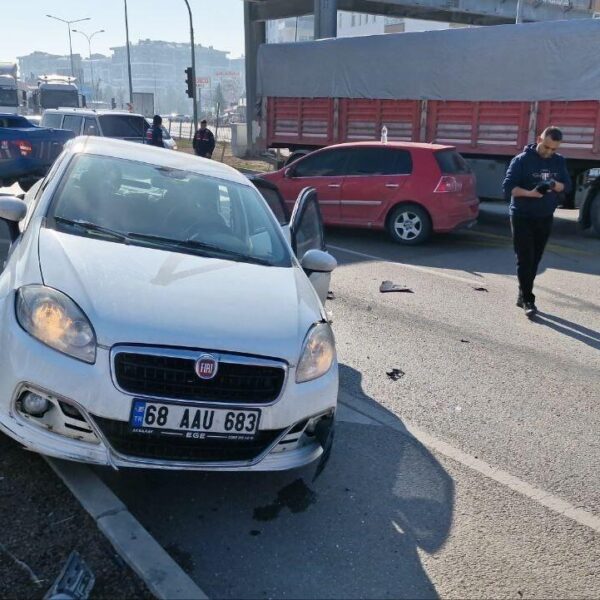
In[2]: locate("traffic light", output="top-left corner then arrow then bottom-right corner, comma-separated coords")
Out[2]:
185,67 -> 194,98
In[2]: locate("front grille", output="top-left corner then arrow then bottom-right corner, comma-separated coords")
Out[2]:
113,352 -> 286,404
93,415 -> 284,462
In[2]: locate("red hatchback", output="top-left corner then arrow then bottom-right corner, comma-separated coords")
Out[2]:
261,142 -> 479,244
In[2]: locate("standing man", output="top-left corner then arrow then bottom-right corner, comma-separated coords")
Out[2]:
503,126 -> 571,318
146,115 -> 165,148
193,119 -> 216,158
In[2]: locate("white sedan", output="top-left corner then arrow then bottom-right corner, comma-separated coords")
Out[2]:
0,137 -> 338,471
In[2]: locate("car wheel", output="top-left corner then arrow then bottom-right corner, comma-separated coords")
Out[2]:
387,204 -> 432,245
591,193 -> 600,237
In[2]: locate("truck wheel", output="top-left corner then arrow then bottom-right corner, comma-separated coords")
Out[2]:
591,194 -> 600,237
387,204 -> 432,245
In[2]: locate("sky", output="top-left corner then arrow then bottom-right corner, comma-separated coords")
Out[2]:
1,0 -> 246,63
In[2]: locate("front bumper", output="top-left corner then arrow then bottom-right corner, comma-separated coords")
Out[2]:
0,311 -> 338,471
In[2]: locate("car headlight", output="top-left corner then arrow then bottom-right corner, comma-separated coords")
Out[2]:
296,323 -> 336,383
16,285 -> 96,364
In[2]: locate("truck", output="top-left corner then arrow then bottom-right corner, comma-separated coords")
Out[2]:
0,113 -> 74,190
31,75 -> 80,113
256,18 -> 600,236
0,63 -> 27,115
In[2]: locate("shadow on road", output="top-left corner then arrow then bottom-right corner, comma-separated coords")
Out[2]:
98,364 -> 454,599
534,311 -> 600,351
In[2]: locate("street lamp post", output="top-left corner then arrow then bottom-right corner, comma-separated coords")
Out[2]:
183,0 -> 198,133
46,14 -> 91,78
72,29 -> 105,101
516,0 -> 525,23
124,0 -> 134,106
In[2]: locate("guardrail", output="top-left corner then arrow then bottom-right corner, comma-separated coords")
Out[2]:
164,119 -> 232,144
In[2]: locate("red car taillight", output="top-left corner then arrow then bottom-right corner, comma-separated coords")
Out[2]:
434,176 -> 463,193
12,140 -> 33,157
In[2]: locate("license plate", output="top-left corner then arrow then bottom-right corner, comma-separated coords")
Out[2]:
129,400 -> 261,440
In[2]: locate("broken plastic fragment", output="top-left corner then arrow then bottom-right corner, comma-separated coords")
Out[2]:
460,339 -> 470,343
45,551 -> 95,600
473,287 -> 488,292
380,280 -> 414,293
386,368 -> 405,381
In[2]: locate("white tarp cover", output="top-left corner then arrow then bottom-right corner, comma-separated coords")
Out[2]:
257,19 -> 600,102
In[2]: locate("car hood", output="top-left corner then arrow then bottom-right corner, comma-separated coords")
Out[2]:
38,229 -> 324,364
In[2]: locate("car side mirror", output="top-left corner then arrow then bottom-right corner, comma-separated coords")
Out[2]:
0,197 -> 27,242
284,167 -> 294,179
300,249 -> 337,274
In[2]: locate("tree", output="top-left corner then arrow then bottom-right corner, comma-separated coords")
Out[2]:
214,83 -> 226,115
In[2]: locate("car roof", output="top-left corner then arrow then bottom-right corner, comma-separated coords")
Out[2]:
67,136 -> 250,186
44,109 -> 144,117
324,141 -> 454,151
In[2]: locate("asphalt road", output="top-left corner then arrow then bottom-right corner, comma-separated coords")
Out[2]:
1,182 -> 599,598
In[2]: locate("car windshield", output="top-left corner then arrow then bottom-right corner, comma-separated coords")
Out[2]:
99,115 -> 146,139
47,153 -> 292,267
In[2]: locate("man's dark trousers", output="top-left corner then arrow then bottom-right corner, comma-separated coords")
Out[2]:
510,215 -> 553,304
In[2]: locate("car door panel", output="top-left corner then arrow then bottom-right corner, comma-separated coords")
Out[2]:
340,147 -> 413,225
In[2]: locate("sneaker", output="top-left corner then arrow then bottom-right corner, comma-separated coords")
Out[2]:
524,302 -> 537,318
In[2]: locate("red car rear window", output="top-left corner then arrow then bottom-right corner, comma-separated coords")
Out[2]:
435,150 -> 471,174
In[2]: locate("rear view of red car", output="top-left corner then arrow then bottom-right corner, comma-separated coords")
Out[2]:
260,141 -> 479,245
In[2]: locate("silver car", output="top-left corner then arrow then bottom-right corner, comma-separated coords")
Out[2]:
0,137 -> 338,472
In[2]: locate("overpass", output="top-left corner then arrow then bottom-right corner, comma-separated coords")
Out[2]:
243,0 -> 598,151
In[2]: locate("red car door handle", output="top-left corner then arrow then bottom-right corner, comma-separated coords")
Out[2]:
385,183 -> 400,188
328,183 -> 341,188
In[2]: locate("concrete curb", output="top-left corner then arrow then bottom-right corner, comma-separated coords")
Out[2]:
46,458 -> 208,600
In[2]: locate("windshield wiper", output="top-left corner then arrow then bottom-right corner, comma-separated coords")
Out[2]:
53,217 -> 130,243
126,232 -> 273,266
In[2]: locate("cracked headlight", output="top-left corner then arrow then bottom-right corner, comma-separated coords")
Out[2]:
16,285 -> 96,364
296,323 -> 335,383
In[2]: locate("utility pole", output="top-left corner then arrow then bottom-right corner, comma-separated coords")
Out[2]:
124,0 -> 134,104
516,0 -> 525,23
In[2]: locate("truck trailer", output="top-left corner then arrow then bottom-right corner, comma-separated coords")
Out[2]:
256,18 -> 600,236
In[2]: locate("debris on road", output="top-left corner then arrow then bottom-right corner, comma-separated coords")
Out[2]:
460,339 -> 471,343
327,290 -> 335,300
0,541 -> 43,588
386,368 -> 405,381
45,551 -> 95,600
473,287 -> 489,292
380,280 -> 414,293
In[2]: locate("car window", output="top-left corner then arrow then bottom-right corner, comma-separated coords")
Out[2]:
41,113 -> 63,129
98,115 -> 146,139
48,154 -> 292,267
435,149 -> 471,174
62,115 -> 83,134
345,147 -> 413,176
293,197 -> 324,258
83,117 -> 98,135
0,116 -> 32,128
293,149 -> 351,178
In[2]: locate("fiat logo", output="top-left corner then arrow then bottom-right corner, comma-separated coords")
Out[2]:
195,354 -> 218,380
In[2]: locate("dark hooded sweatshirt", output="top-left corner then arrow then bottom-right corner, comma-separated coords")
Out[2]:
502,144 -> 571,218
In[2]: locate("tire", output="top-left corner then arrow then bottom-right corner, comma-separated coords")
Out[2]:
387,204 -> 432,245
591,193 -> 600,237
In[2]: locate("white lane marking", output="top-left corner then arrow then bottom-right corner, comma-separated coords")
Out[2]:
339,395 -> 600,534
329,244 -> 484,285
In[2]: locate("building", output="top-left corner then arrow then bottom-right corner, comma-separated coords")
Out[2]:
17,51 -> 83,84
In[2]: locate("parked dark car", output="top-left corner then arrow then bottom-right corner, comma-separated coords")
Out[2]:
0,113 -> 74,190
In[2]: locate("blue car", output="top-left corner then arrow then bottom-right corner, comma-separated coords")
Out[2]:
0,113 -> 74,190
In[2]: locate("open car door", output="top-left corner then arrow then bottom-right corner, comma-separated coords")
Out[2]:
250,177 -> 336,304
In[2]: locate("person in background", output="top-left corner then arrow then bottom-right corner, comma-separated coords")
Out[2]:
502,126 -> 572,318
146,115 -> 165,148
193,119 -> 216,159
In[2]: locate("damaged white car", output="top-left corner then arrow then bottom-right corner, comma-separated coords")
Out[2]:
0,137 -> 337,471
